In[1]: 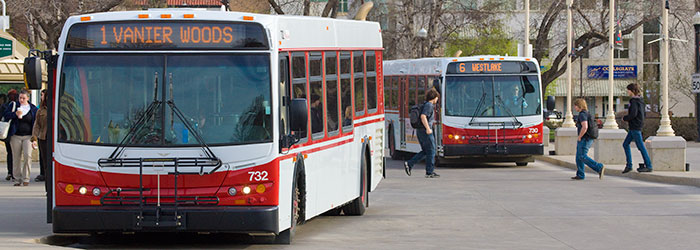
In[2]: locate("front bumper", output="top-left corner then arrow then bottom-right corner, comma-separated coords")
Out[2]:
53,206 -> 278,233
443,144 -> 543,157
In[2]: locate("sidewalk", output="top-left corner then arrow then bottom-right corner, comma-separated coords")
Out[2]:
536,141 -> 700,187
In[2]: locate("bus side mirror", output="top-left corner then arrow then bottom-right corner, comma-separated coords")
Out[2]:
546,96 -> 556,111
289,98 -> 308,133
24,57 -> 42,89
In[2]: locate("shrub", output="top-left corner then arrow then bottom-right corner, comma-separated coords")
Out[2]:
616,111 -> 697,141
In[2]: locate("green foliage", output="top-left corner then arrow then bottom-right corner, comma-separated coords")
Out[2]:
444,24 -> 517,57
0,84 -> 25,98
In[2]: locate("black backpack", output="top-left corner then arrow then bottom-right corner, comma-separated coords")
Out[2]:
586,112 -> 598,139
409,103 -> 424,129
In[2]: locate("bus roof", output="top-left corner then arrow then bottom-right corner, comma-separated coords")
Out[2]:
383,56 -> 539,76
60,10 -> 382,52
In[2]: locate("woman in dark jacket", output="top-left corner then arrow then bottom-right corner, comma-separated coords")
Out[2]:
622,83 -> 652,173
2,89 -> 17,181
3,89 -> 38,186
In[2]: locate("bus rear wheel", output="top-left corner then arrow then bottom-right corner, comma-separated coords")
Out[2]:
343,155 -> 368,216
516,162 -> 528,167
389,127 -> 400,160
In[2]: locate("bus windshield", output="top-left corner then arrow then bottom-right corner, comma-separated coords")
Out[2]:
445,75 -> 541,117
58,54 -> 272,146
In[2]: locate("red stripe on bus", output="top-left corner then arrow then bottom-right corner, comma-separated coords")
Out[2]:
354,117 -> 384,127
280,137 -> 354,161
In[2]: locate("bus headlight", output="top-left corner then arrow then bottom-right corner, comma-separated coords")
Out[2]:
242,186 -> 251,195
78,186 -> 88,195
228,187 -> 237,196
527,134 -> 533,139
92,187 -> 101,196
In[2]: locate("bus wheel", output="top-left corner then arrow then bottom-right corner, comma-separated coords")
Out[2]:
343,155 -> 368,216
516,162 -> 528,167
275,176 -> 302,244
389,127 -> 400,160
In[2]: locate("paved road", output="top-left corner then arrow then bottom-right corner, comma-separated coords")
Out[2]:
1,159 -> 700,249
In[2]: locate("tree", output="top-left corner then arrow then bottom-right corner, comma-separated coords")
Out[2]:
444,23 -> 518,57
268,0 -> 339,17
379,0 -> 488,60
531,0 -> 660,93
8,0 -> 127,50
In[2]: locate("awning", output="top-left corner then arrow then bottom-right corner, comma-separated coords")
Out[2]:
552,78 -> 631,97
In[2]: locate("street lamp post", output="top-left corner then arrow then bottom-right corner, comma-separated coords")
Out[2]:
657,0 -> 674,136
417,28 -> 427,58
603,0 -> 619,129
694,12 -> 700,142
562,0 -> 575,128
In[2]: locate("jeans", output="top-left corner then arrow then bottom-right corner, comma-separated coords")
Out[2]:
407,128 -> 436,175
576,138 -> 602,179
622,130 -> 652,170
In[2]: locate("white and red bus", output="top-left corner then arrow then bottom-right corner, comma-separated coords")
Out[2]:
25,9 -> 384,243
384,56 -> 543,166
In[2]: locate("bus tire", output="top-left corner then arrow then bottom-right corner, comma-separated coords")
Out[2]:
389,126 -> 400,160
275,164 -> 304,244
343,154 -> 368,216
516,162 -> 528,167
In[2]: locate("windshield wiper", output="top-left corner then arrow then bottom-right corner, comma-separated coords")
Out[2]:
469,92 -> 487,126
495,95 -> 522,128
469,80 -> 489,126
106,72 -> 162,160
165,73 -> 222,175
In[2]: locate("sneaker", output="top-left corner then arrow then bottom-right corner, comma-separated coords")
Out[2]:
622,167 -> 632,174
599,165 -> 605,180
34,175 -> 45,182
638,167 -> 653,173
571,176 -> 584,180
404,162 -> 412,176
425,173 -> 440,178
4,175 -> 11,181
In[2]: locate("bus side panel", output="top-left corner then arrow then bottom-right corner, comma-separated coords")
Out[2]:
277,157 -> 294,233
305,137 -> 358,219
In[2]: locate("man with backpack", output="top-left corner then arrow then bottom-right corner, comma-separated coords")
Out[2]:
571,98 -> 605,180
404,88 -> 440,178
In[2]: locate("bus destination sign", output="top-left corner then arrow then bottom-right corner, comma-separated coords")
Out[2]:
446,61 -> 537,74
65,21 -> 268,50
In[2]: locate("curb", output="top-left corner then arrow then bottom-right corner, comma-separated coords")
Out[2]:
535,155 -> 700,188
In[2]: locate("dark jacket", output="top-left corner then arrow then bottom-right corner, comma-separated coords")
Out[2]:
3,101 -> 38,137
623,97 -> 644,131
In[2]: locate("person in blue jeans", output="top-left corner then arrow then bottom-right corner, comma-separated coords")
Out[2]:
571,98 -> 605,180
405,88 -> 440,178
622,83 -> 652,173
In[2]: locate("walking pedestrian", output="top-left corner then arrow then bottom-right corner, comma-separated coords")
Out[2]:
622,83 -> 653,173
32,90 -> 48,182
2,89 -> 17,181
404,88 -> 440,178
3,89 -> 38,186
571,98 -> 605,180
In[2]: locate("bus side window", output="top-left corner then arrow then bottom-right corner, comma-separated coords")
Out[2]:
325,51 -> 339,135
409,76 -> 416,106
417,75 -> 426,105
353,51 -> 365,116
309,52 -> 324,139
366,51 -> 377,113
291,52 -> 308,140
279,55 -> 289,138
383,75 -> 391,110
340,52 -> 353,131
391,76 -> 399,109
